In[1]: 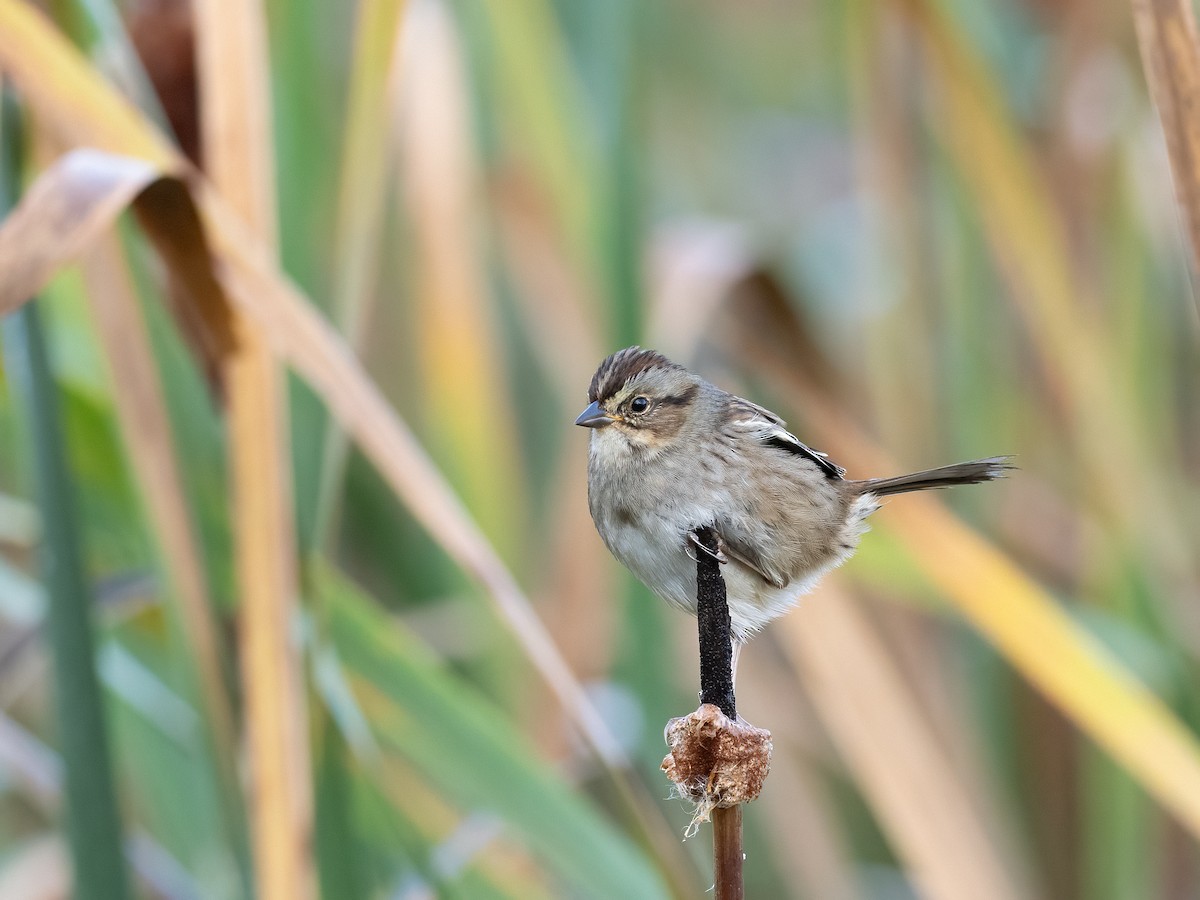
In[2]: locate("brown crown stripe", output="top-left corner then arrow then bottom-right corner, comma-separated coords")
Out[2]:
588,347 -> 684,403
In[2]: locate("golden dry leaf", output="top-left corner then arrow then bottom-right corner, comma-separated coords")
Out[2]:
0,2 -> 174,164
0,151 -> 160,317
896,0 -> 1199,599
193,0 -> 313,894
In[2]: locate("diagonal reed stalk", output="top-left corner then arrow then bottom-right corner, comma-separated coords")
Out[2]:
0,9 -> 686,887
78,232 -> 243,852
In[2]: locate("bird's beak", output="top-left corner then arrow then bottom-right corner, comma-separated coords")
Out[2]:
575,400 -> 615,428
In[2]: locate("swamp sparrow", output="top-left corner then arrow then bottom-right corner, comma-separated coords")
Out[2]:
578,347 -> 1007,655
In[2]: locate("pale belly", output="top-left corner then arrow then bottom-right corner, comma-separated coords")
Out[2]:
598,493 -> 877,641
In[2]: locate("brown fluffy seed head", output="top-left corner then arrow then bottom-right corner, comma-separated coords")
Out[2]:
661,703 -> 772,826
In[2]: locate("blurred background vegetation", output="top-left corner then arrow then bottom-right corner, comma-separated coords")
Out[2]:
0,0 -> 1199,897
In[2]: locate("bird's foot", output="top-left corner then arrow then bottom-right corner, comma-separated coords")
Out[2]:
686,530 -> 728,564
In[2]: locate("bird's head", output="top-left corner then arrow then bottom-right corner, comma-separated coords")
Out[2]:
576,347 -> 703,453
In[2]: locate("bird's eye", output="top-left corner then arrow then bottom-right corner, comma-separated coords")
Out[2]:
630,396 -> 650,413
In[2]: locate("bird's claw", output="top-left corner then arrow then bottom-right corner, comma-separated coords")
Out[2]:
686,531 -> 727,564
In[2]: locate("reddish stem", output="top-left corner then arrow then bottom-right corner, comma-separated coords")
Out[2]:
713,805 -> 744,900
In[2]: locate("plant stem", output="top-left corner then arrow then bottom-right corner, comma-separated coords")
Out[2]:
693,526 -> 736,718
713,805 -> 745,900
692,526 -> 743,898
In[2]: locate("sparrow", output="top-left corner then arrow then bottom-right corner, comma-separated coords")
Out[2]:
577,346 -> 1008,658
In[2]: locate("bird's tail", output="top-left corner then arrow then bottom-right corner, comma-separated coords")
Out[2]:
851,456 -> 1013,497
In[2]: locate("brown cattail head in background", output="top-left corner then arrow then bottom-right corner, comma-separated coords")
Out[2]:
127,0 -> 201,166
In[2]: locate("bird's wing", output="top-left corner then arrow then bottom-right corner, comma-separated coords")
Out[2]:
712,525 -> 790,589
728,396 -> 846,479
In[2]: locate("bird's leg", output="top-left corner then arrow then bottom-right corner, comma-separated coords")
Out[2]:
731,641 -> 742,693
687,530 -> 728,564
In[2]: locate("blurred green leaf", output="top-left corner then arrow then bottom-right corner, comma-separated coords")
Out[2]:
316,561 -> 672,900
1,98 -> 130,900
